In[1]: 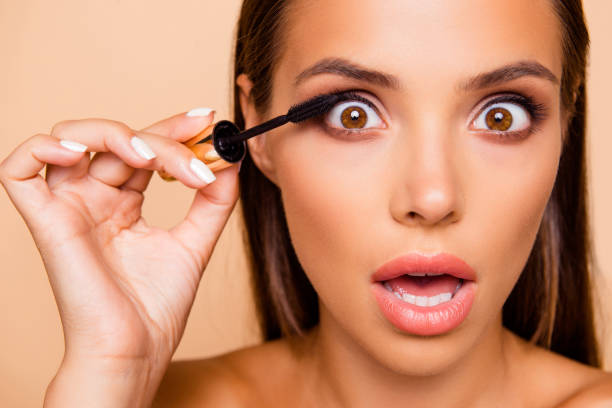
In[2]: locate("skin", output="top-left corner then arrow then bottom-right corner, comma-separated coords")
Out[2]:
1,0 -> 610,406
157,0 -> 612,406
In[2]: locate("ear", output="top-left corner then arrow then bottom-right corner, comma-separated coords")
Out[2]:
236,73 -> 279,185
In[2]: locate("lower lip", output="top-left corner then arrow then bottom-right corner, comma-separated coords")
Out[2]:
371,280 -> 476,336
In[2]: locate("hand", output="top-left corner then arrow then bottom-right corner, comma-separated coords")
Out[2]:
0,110 -> 240,374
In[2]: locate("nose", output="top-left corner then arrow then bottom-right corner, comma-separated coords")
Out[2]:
388,122 -> 463,228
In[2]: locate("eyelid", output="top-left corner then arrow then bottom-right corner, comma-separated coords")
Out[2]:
482,95 -> 520,112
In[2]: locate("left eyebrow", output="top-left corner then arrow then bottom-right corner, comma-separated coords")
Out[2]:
293,57 -> 559,92
457,60 -> 559,92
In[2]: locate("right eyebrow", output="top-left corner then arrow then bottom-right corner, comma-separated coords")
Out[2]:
293,57 -> 559,92
293,57 -> 401,90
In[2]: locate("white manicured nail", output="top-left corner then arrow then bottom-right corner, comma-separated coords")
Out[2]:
60,140 -> 88,152
186,107 -> 214,117
130,136 -> 156,160
190,158 -> 216,184
204,148 -> 221,161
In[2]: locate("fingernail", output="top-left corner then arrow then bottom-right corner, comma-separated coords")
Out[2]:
186,107 -> 214,117
190,158 -> 216,184
59,140 -> 88,152
204,148 -> 221,161
130,136 -> 156,160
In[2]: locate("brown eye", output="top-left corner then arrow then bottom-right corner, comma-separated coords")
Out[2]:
326,100 -> 384,132
341,106 -> 368,129
485,107 -> 512,131
473,102 -> 529,134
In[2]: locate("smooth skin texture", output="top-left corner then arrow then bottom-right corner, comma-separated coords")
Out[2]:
1,0 -> 610,407
157,0 -> 611,407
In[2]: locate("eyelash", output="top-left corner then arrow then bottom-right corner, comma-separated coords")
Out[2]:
307,89 -> 547,140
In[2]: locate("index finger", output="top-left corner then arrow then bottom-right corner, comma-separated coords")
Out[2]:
140,108 -> 215,142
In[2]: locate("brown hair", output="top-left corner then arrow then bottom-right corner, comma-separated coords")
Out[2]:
232,0 -> 601,367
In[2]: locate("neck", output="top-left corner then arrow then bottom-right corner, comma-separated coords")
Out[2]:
298,306 -> 523,407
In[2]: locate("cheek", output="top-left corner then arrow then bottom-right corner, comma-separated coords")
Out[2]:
466,129 -> 562,305
274,129 -> 387,292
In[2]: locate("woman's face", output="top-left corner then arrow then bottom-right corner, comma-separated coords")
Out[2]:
244,0 -> 564,374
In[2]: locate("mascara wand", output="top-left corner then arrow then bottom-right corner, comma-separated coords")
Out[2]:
158,92 -> 342,181
200,93 -> 343,160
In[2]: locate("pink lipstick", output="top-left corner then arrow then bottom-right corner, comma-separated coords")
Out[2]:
371,252 -> 477,336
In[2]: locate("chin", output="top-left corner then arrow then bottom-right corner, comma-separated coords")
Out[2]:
363,323 -> 480,377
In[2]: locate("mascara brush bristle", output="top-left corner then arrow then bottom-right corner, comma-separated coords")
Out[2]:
286,93 -> 342,123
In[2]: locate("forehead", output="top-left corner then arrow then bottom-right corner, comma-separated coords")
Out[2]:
277,0 -> 562,90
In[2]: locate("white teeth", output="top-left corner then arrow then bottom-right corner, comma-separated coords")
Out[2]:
402,293 -> 416,304
427,294 -> 441,307
383,282 -> 454,307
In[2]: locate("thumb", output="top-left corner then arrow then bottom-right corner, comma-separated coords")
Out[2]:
168,162 -> 241,268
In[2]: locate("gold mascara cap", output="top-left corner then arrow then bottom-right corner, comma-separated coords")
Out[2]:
158,122 -> 238,181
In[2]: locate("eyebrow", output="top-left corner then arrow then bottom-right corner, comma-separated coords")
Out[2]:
293,57 -> 559,91
458,60 -> 559,91
294,57 -> 401,89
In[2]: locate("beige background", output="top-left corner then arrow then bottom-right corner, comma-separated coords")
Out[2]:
0,1 -> 610,406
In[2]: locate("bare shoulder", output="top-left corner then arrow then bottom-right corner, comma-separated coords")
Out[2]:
508,332 -> 612,407
556,371 -> 612,408
152,339 -> 295,408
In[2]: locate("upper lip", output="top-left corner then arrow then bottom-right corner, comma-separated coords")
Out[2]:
372,252 -> 477,282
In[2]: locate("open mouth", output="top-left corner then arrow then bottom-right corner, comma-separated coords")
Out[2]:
382,274 -> 464,307
371,253 -> 477,335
